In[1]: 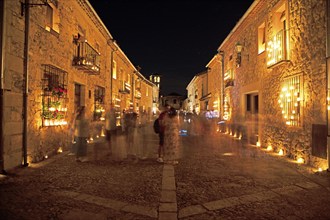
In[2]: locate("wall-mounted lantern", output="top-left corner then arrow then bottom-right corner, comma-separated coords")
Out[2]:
235,42 -> 243,67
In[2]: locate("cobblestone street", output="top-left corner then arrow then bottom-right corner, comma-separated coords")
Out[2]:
1,126 -> 330,220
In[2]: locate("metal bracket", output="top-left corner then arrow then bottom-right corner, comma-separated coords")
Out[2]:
21,1 -> 48,16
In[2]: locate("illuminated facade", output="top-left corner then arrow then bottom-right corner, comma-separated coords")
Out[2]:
203,0 -> 329,169
0,0 -> 156,171
186,70 -> 208,114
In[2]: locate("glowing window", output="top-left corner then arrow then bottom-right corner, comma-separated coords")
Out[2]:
258,22 -> 266,54
278,75 -> 302,126
112,61 -> 117,79
45,1 -> 59,33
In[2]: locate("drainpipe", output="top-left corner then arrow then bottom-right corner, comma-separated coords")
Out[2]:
0,0 -> 6,174
218,50 -> 225,120
22,0 -> 30,167
327,0 -> 330,171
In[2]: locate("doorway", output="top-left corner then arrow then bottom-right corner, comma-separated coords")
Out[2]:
245,93 -> 259,145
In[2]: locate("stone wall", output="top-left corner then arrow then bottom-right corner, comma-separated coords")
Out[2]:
217,0 -> 327,168
2,0 -> 155,170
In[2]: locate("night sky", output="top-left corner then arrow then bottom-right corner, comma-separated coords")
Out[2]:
88,0 -> 254,96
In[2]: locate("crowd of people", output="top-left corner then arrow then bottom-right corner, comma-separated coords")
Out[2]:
69,103 -> 217,165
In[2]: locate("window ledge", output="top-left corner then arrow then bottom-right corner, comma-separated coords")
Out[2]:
267,59 -> 290,69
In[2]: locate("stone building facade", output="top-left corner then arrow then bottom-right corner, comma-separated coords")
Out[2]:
203,0 -> 329,169
186,70 -> 208,114
0,0 -> 156,172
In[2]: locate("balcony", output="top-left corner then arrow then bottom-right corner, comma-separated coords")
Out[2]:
72,40 -> 100,74
119,80 -> 131,94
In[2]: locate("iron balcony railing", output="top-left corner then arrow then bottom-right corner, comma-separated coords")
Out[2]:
72,40 -> 100,74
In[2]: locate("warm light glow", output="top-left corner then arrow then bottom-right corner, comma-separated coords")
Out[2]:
279,75 -> 301,126
57,147 -> 63,153
278,149 -> 284,156
256,142 -> 261,147
297,157 -> 304,164
223,152 -> 234,156
44,119 -> 68,126
44,155 -> 48,159
267,145 -> 272,151
318,168 -> 323,172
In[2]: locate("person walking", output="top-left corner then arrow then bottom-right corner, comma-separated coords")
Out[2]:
105,103 -> 117,155
163,107 -> 180,165
157,104 -> 170,163
74,107 -> 90,162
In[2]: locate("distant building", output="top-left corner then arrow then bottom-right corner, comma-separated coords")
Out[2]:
160,93 -> 186,110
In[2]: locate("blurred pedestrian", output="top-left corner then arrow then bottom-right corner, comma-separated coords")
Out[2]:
163,107 -> 180,165
137,110 -> 148,160
69,107 -> 82,154
105,103 -> 117,155
74,107 -> 90,162
157,104 -> 170,163
125,111 -> 138,160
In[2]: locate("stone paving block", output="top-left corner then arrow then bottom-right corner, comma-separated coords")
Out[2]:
252,191 -> 278,201
178,205 -> 207,218
121,204 -> 158,218
102,199 -> 128,211
161,190 -> 177,203
85,196 -> 127,211
203,197 -> 240,211
163,164 -> 174,172
75,193 -> 92,202
295,181 -> 320,189
162,177 -> 176,190
159,212 -> 177,220
55,190 -> 80,199
239,194 -> 262,204
272,185 -> 303,195
159,202 -> 177,212
59,209 -> 107,220
163,170 -> 174,177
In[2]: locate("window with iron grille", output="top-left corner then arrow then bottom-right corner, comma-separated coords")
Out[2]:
41,64 -> 68,126
278,74 -> 302,126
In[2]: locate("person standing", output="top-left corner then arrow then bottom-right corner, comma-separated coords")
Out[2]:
105,103 -> 117,155
74,107 -> 90,162
125,111 -> 138,160
136,110 -> 148,160
163,107 -> 180,165
157,104 -> 170,163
